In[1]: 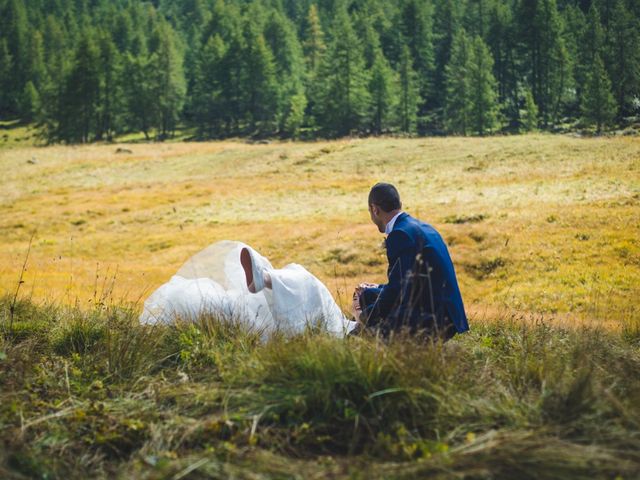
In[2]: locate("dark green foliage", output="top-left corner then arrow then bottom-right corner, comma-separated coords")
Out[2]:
264,10 -> 307,136
469,35 -> 499,135
522,88 -> 539,131
444,29 -> 472,135
606,0 -> 640,118
303,3 -> 326,128
19,81 -> 40,121
191,34 -> 227,137
369,46 -> 397,134
122,52 -> 157,140
581,53 -> 617,132
1,0 -> 639,140
518,0 -> 572,127
149,20 -> 186,139
243,20 -> 279,135
314,7 -> 371,137
54,32 -> 101,143
397,0 -> 434,123
397,45 -> 419,134
0,40 -> 13,115
0,0 -> 29,115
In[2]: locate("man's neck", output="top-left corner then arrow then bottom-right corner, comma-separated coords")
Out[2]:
384,210 -> 403,234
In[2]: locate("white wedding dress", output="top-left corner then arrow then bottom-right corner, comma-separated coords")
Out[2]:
139,241 -> 357,338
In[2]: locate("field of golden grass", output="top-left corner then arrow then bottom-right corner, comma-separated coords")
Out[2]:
1,134 -> 639,325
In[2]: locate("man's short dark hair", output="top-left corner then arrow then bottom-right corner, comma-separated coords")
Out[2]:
368,183 -> 401,212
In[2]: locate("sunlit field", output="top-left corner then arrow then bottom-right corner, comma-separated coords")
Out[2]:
1,134 -> 639,325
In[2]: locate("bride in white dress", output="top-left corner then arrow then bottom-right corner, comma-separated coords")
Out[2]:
139,241 -> 357,338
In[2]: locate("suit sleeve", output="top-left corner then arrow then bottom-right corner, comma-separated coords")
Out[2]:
362,229 -> 415,325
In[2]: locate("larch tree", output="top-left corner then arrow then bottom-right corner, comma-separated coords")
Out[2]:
468,35 -> 499,135
397,44 -> 419,134
96,31 -> 121,140
607,0 -> 640,117
522,88 -> 539,131
315,6 -> 371,136
57,31 -> 101,143
192,34 -> 227,137
369,45 -> 398,134
122,51 -> 157,140
302,3 -> 326,129
581,53 -> 617,133
444,29 -> 472,135
0,40 -> 14,116
398,0 -> 435,121
1,0 -> 29,115
264,10 -> 307,137
149,21 -> 186,138
518,0 -> 572,126
242,20 -> 279,134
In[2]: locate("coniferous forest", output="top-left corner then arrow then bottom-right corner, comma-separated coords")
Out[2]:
1,0 -> 639,142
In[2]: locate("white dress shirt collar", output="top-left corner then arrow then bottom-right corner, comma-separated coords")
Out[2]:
384,211 -> 404,235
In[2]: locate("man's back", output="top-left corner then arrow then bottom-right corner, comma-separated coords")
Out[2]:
389,213 -> 468,335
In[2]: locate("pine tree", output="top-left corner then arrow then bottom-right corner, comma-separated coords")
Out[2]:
264,10 -> 307,136
432,0 -> 462,111
243,20 -> 279,135
112,9 -> 134,53
20,81 -> 40,121
0,40 -> 13,116
122,51 -> 157,140
397,45 -> 419,134
355,9 -> 382,70
369,47 -> 398,134
56,32 -> 101,143
519,0 -> 572,127
469,35 -> 499,135
302,3 -> 326,129
398,0 -> 435,118
149,21 -> 186,138
581,53 -> 616,133
315,7 -> 371,136
584,4 -> 605,66
444,29 -> 472,135
192,34 -> 227,137
201,0 -> 244,134
42,15 -> 67,88
96,31 -> 122,140
1,0 -> 29,115
303,4 -> 326,74
486,1 -> 519,127
607,0 -> 640,117
25,31 -> 46,92
522,88 -> 539,132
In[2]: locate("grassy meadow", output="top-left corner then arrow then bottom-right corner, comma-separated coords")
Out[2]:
1,133 -> 640,478
1,133 -> 639,322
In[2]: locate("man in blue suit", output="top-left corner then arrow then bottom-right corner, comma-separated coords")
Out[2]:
353,183 -> 469,339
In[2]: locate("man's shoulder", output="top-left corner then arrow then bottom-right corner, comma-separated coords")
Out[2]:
394,214 -> 448,247
394,213 -> 435,235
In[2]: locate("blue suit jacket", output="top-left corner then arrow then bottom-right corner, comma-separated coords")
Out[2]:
362,213 -> 469,335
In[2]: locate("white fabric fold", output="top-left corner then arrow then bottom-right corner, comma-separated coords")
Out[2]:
139,241 -> 356,338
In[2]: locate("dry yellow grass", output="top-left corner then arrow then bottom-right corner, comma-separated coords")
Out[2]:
1,134 -> 639,325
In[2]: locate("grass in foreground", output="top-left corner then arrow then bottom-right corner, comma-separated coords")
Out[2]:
1,295 -> 639,479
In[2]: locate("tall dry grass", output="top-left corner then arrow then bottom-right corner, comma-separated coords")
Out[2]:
2,295 -> 639,478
